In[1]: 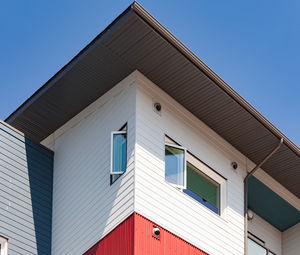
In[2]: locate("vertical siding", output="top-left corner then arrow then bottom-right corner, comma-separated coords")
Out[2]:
282,223 -> 300,255
83,212 -> 208,255
41,72 -> 137,255
134,71 -> 246,255
83,214 -> 134,255
0,122 -> 53,255
134,212 -> 208,255
248,212 -> 282,254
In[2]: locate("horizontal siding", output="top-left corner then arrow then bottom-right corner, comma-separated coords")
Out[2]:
0,122 -> 52,156
0,173 -> 51,210
41,73 -> 137,255
282,223 -> 300,255
135,72 -> 246,255
0,122 -> 53,255
84,214 -> 134,255
248,212 -> 282,254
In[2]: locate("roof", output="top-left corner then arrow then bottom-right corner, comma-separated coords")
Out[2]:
5,2 -> 300,198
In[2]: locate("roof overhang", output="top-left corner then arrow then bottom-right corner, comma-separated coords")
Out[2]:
248,176 -> 300,231
5,2 -> 300,198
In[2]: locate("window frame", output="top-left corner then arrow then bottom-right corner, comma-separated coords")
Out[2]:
110,130 -> 127,175
165,142 -> 187,190
185,161 -> 221,214
248,234 -> 277,255
0,236 -> 8,255
164,135 -> 227,216
185,152 -> 226,215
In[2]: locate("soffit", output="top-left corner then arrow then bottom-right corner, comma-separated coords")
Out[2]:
6,5 -> 300,198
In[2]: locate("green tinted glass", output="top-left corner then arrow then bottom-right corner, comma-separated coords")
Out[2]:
186,163 -> 219,208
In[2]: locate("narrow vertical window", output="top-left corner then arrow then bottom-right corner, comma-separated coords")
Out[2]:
111,131 -> 127,174
165,144 -> 186,188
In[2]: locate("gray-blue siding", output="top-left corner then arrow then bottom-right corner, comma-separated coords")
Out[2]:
0,122 -> 53,255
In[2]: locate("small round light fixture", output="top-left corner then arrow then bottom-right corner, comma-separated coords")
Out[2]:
231,161 -> 238,170
247,209 -> 254,221
153,227 -> 160,238
154,102 -> 161,112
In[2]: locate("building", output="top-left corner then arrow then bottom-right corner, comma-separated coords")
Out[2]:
1,2 -> 299,255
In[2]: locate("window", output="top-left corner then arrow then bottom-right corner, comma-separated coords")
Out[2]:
165,144 -> 186,188
248,238 -> 267,255
164,136 -> 225,215
0,236 -> 8,255
110,125 -> 127,184
183,162 -> 220,214
248,235 -> 276,255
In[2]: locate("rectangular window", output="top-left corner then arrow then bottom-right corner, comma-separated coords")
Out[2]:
0,236 -> 8,255
110,124 -> 127,185
183,162 -> 220,214
248,236 -> 276,255
164,136 -> 225,215
111,131 -> 127,175
248,238 -> 267,255
165,143 -> 186,189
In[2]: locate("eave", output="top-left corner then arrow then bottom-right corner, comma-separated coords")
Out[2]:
5,2 -> 300,198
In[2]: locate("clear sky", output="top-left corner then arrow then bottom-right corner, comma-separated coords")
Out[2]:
1,0 -> 299,146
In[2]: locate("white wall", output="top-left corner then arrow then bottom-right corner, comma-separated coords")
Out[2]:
282,223 -> 300,255
248,212 -> 282,255
40,69 -> 298,255
134,71 -> 248,255
41,73 -> 137,255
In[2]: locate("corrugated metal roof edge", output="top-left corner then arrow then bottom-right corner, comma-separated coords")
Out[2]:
5,1 -> 300,159
130,2 -> 300,158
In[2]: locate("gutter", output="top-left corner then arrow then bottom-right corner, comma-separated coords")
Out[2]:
243,138 -> 283,255
131,1 -> 300,159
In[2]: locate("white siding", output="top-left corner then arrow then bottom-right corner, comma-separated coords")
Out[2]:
248,212 -> 282,255
41,73 -> 137,255
134,72 -> 247,255
39,69 -> 298,255
282,223 -> 300,255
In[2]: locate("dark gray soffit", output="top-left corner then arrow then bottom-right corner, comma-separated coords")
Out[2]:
5,3 -> 300,198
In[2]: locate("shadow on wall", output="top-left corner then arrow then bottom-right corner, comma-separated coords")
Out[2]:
25,139 -> 54,255
48,115 -> 135,254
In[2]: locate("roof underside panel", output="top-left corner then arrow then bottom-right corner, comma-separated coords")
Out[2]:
248,176 -> 300,231
6,9 -> 300,198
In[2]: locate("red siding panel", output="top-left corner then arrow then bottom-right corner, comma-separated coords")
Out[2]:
83,212 -> 208,255
83,214 -> 134,255
134,213 -> 209,255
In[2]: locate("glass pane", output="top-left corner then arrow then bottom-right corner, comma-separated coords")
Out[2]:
248,238 -> 267,255
165,145 -> 185,187
184,163 -> 219,213
112,133 -> 127,173
111,174 -> 121,184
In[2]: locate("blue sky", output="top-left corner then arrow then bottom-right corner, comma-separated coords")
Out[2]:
1,1 -> 299,146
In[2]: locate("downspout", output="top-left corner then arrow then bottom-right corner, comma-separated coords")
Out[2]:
244,138 -> 283,255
